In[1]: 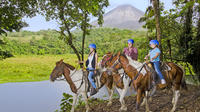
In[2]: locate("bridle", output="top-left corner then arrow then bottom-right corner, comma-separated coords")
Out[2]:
101,55 -> 113,67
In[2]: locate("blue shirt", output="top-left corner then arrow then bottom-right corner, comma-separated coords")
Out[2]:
150,47 -> 161,62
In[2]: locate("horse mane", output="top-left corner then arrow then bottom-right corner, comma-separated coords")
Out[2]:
120,53 -> 127,58
63,62 -> 75,70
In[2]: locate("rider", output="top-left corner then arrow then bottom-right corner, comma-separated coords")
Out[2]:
123,39 -> 138,60
86,43 -> 98,96
144,40 -> 166,84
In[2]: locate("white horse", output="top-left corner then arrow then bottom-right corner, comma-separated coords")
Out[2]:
50,59 -> 103,112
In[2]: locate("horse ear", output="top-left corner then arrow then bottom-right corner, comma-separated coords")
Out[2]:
117,51 -> 121,56
58,59 -> 64,65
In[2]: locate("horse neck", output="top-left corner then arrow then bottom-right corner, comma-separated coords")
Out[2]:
62,64 -> 82,85
120,56 -> 142,79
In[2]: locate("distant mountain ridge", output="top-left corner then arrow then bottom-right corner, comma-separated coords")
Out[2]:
92,4 -> 144,30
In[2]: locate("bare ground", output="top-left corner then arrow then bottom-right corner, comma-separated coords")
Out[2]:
76,85 -> 200,112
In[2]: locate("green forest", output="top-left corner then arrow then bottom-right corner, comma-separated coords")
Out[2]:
1,28 -> 147,59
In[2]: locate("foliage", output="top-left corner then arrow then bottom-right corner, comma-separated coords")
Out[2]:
0,0 -> 38,58
140,0 -> 200,81
39,0 -> 109,67
0,0 -> 38,35
4,28 -> 147,61
56,93 -> 73,112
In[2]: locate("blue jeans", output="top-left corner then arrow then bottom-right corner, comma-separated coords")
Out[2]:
152,61 -> 164,80
87,67 -> 96,89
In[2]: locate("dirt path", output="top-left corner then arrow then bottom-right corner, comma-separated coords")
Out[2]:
76,85 -> 200,112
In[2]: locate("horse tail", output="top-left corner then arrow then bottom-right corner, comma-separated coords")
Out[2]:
177,64 -> 188,90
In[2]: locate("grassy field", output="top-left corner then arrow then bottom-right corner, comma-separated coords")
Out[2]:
0,54 -> 195,84
0,54 -> 80,84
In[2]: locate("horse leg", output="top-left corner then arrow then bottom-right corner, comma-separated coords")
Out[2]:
136,89 -> 142,111
144,91 -> 151,112
117,85 -> 128,111
82,92 -> 90,112
171,90 -> 180,112
149,85 -> 157,102
107,85 -> 114,106
141,95 -> 146,106
70,94 -> 78,112
171,89 -> 175,105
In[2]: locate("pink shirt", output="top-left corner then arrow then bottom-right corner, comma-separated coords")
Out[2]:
123,47 -> 138,60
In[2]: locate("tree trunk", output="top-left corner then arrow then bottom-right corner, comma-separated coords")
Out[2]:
59,7 -> 82,68
167,40 -> 172,61
81,13 -> 88,68
152,0 -> 163,60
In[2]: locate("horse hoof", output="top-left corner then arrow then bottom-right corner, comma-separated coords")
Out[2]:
86,107 -> 90,112
149,97 -> 152,102
107,102 -> 112,106
170,109 -> 175,112
119,106 -> 127,112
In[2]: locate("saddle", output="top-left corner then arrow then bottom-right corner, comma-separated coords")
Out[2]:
147,62 -> 171,85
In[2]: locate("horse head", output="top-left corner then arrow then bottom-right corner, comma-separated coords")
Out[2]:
108,51 -> 123,71
50,59 -> 65,82
99,52 -> 113,68
50,59 -> 75,82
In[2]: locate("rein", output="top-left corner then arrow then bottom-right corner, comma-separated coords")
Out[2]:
129,63 -> 146,86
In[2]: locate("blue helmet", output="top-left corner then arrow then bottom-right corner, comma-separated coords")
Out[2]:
149,40 -> 159,45
89,43 -> 96,49
128,39 -> 134,44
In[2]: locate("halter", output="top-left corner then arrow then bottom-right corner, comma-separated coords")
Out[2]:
101,55 -> 113,67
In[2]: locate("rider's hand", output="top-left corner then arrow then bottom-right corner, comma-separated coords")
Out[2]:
94,70 -> 97,74
78,61 -> 84,64
144,56 -> 148,60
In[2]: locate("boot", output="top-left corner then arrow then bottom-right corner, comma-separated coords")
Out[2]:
90,87 -> 97,96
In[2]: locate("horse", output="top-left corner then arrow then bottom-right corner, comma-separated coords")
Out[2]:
99,52 -> 136,111
50,59 -> 104,112
109,52 -> 187,112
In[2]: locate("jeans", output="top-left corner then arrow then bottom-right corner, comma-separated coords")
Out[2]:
87,67 -> 96,89
152,61 -> 164,80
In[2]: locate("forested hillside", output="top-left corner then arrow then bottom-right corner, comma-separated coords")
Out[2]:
2,28 -> 147,59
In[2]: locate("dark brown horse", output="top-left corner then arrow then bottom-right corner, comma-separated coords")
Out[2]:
108,52 -> 187,112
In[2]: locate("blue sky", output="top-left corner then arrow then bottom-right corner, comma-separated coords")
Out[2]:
22,0 -> 174,31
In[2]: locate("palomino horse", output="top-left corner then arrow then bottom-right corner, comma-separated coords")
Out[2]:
110,52 -> 187,112
50,59 -> 104,112
99,52 -> 135,111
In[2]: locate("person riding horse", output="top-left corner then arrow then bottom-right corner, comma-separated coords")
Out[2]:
144,40 -> 166,84
85,43 -> 98,96
123,39 -> 138,61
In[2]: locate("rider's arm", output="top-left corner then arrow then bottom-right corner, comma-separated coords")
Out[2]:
95,53 -> 98,69
151,52 -> 159,61
134,48 -> 138,60
144,53 -> 150,60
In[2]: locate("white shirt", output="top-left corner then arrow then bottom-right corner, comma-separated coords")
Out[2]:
87,53 -> 94,68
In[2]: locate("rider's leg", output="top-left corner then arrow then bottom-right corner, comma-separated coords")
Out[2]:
153,61 -> 166,84
87,68 -> 97,89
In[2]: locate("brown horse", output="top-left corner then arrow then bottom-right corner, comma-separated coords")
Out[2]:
50,58 -> 126,112
109,52 -> 187,112
50,59 -> 107,112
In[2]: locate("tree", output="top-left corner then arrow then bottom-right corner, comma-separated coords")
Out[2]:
0,0 -> 38,59
141,0 -> 200,81
139,0 -> 163,60
151,0 -> 163,60
39,0 -> 109,67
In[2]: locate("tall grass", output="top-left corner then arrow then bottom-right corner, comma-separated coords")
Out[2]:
0,54 -> 79,84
